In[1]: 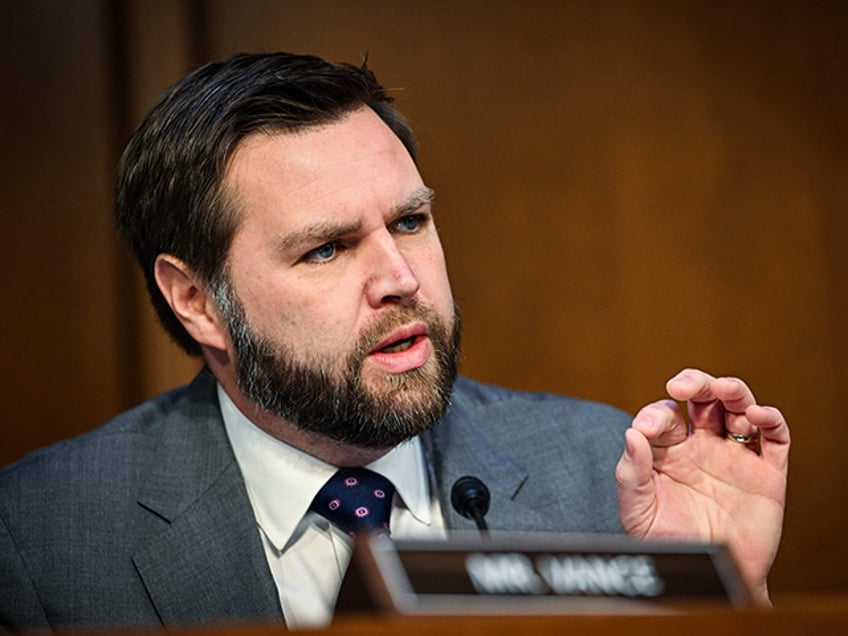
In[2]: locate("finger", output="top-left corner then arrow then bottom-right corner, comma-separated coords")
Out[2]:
746,404 -> 791,469
666,369 -> 724,435
665,368 -> 718,403
631,399 -> 688,447
711,376 -> 757,413
615,428 -> 656,536
711,376 -> 761,438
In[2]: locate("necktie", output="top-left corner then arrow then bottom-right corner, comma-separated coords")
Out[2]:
309,467 -> 396,538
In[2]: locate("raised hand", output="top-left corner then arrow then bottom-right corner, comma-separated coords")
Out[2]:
615,368 -> 790,605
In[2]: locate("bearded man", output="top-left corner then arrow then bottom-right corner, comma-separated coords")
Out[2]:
0,52 -> 789,631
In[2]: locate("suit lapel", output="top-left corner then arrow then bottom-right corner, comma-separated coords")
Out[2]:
132,372 -> 282,626
428,397 -> 553,532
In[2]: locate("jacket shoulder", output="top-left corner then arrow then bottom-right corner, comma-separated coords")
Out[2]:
0,370 -> 229,630
1,379 -> 198,485
450,375 -> 632,430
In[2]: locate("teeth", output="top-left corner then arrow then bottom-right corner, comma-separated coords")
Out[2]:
381,337 -> 414,353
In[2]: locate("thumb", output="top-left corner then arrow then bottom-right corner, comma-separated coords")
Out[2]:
615,428 -> 657,536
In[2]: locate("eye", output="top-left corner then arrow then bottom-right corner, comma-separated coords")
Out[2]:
302,242 -> 338,263
392,213 -> 428,234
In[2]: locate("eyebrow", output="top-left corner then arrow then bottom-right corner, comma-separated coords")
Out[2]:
392,186 -> 435,218
274,186 -> 435,254
274,219 -> 362,254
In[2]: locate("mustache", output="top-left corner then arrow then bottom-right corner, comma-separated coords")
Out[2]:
352,303 -> 447,359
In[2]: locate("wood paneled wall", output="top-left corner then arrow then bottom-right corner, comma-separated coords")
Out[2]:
2,0 -> 846,598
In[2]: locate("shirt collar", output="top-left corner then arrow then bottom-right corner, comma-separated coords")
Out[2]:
218,385 -> 433,552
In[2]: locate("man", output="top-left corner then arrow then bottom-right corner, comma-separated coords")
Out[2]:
0,52 -> 789,630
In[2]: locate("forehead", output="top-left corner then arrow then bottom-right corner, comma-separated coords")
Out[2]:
222,107 -> 424,231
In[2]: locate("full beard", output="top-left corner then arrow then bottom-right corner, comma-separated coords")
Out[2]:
214,280 -> 461,450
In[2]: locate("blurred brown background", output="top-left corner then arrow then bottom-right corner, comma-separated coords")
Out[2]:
1,0 -> 845,600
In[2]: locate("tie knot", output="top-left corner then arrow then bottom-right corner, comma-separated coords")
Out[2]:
309,468 -> 396,537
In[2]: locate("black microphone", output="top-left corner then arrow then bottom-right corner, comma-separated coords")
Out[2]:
450,475 -> 491,535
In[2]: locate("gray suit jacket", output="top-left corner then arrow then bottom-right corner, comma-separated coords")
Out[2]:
0,370 -> 630,630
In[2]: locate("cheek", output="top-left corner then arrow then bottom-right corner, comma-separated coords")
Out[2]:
417,248 -> 454,307
257,285 -> 363,353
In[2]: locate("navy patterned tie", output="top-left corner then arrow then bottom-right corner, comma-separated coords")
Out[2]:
309,468 -> 396,537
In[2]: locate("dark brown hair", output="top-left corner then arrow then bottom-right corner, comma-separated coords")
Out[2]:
114,52 -> 417,355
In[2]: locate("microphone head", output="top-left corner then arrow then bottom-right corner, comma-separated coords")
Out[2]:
450,475 -> 491,520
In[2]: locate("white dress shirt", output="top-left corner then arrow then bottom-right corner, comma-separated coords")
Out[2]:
218,385 -> 446,628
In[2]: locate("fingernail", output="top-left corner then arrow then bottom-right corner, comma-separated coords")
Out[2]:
673,371 -> 691,384
624,434 -> 635,460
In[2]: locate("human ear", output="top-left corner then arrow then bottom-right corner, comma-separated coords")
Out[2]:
153,254 -> 229,351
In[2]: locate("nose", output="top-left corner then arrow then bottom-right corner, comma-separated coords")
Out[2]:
364,230 -> 420,307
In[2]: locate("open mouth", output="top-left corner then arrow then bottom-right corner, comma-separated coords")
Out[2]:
366,324 -> 432,373
379,336 -> 418,354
